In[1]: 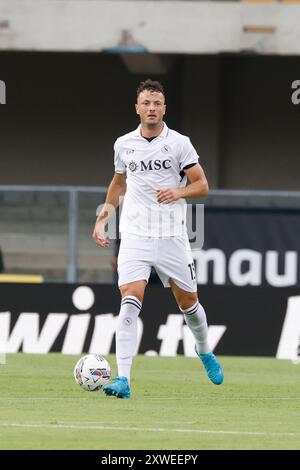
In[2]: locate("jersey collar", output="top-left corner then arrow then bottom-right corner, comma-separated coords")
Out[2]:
134,122 -> 169,139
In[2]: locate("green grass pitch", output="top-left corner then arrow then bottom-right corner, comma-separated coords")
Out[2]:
0,353 -> 299,450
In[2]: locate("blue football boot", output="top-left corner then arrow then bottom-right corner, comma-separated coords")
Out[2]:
195,347 -> 224,385
103,376 -> 131,399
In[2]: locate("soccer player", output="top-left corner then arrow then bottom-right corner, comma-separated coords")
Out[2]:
92,79 -> 223,399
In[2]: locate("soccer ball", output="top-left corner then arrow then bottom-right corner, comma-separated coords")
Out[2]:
74,354 -> 111,391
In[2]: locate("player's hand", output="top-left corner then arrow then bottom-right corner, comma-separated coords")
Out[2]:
156,188 -> 180,204
92,221 -> 110,248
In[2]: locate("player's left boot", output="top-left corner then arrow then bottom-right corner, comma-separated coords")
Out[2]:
103,376 -> 131,399
195,347 -> 224,385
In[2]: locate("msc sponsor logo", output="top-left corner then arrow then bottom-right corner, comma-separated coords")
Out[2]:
141,159 -> 171,171
128,160 -> 138,172
127,159 -> 172,173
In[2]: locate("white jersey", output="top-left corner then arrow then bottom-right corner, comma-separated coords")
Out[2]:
114,122 -> 199,237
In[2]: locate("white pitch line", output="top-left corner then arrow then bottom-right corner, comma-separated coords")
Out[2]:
0,397 -> 91,401
0,396 -> 299,401
145,397 -> 300,401
0,422 -> 299,437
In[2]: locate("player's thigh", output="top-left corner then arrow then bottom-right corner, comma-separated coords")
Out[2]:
118,237 -> 152,301
155,237 -> 197,294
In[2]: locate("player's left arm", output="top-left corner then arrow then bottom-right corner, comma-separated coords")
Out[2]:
156,163 -> 209,204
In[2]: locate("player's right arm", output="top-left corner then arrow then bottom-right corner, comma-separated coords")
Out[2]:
92,172 -> 126,248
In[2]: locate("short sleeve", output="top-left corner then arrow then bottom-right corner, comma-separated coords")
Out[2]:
114,141 -> 126,174
178,137 -> 199,170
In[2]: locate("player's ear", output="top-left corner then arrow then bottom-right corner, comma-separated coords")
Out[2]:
135,103 -> 139,115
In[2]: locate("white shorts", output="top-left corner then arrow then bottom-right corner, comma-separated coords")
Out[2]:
117,236 -> 197,293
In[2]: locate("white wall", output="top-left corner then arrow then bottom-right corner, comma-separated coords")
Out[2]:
0,1 -> 300,55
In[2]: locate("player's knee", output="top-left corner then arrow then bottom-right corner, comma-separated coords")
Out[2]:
178,293 -> 198,310
119,287 -> 144,303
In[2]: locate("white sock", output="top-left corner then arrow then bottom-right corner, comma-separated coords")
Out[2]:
180,301 -> 210,354
116,295 -> 142,383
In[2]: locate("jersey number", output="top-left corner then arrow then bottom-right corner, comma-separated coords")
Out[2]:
188,262 -> 196,281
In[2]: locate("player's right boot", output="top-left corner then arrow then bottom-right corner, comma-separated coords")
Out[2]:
103,376 -> 131,399
195,347 -> 224,385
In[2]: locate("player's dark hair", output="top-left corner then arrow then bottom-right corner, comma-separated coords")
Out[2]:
137,79 -> 165,99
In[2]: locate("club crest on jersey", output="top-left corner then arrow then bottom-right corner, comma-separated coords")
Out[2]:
128,160 -> 138,172
161,145 -> 171,154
